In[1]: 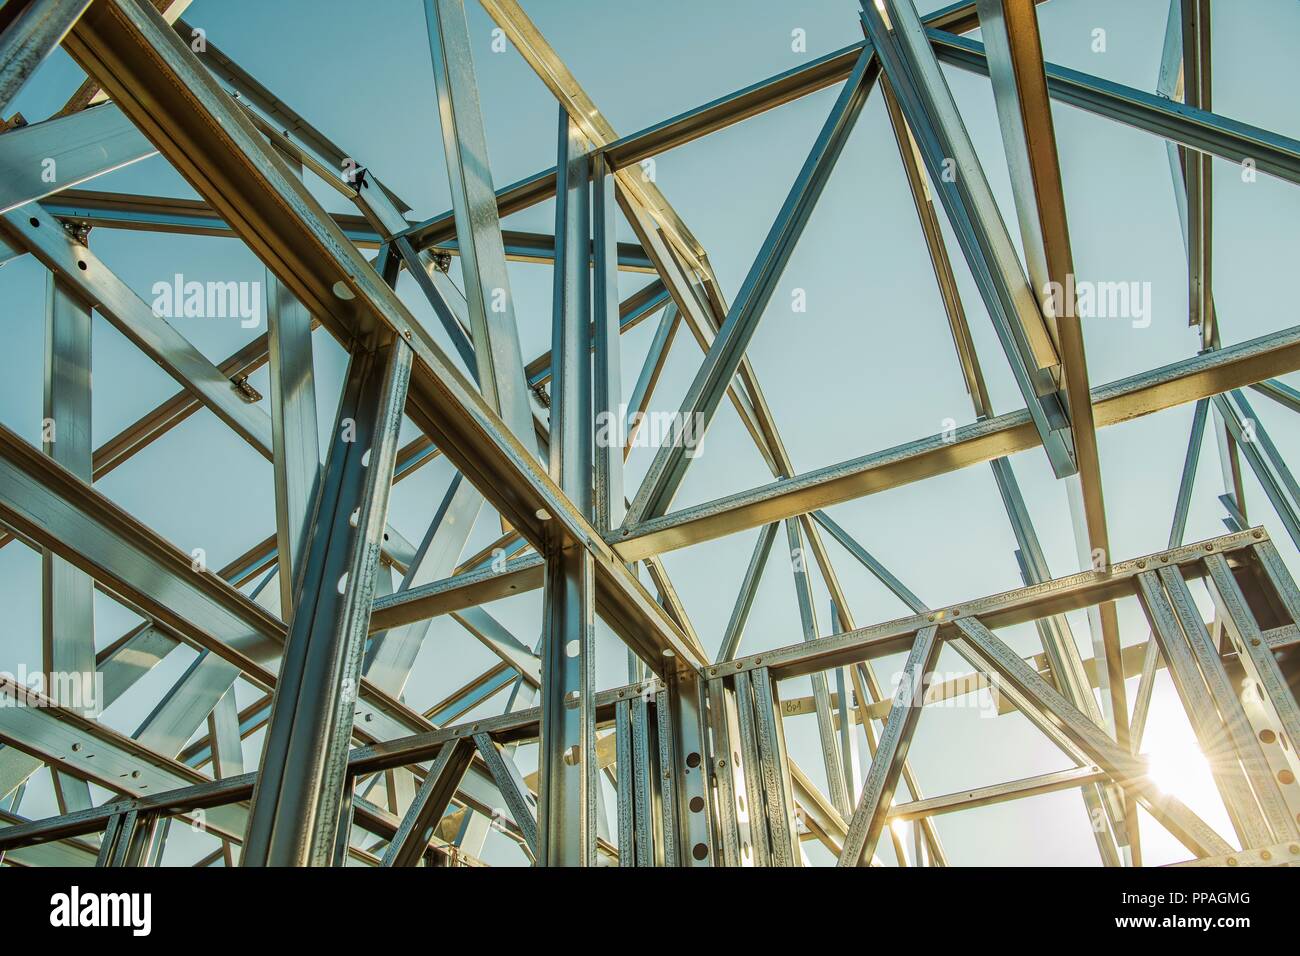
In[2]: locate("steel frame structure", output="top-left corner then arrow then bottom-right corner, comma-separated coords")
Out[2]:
0,0 -> 1297,867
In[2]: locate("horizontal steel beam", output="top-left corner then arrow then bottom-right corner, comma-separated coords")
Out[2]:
889,766 -> 1109,822
39,189 -> 653,269
614,325 -> 1300,561
717,528 -> 1262,681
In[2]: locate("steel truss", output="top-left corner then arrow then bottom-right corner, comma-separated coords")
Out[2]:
0,0 -> 1298,867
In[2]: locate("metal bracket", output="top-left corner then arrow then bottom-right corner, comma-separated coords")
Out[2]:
231,375 -> 263,404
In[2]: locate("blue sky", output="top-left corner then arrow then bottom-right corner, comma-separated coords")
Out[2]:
2,0 -> 1299,865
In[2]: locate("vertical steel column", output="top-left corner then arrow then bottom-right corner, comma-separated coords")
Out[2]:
1179,0 -> 1215,342
242,338 -> 412,866
537,109 -> 597,866
704,677 -> 744,866
42,270 -> 94,815
549,109 -> 593,511
629,692 -> 657,866
331,775 -> 355,866
784,519 -> 850,817
96,808 -> 158,867
593,151 -> 624,533
654,688 -> 680,865
831,608 -> 863,810
664,668 -> 715,865
614,699 -> 636,866
732,670 -> 773,866
750,667 -> 801,866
